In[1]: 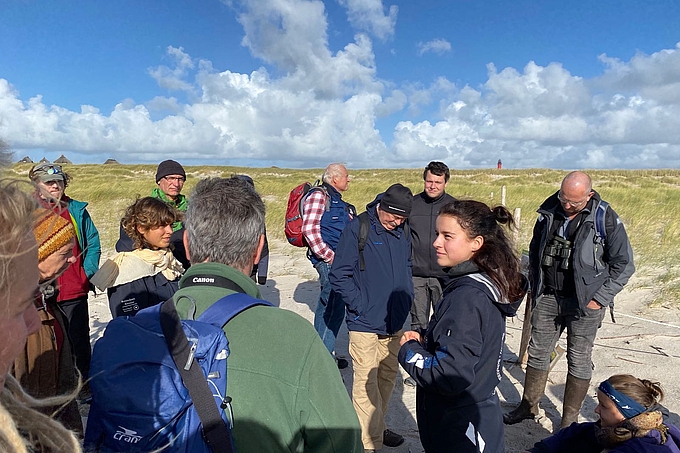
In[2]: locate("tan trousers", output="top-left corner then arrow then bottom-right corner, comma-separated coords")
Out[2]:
348,330 -> 402,450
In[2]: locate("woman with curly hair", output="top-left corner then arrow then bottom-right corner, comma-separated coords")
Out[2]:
525,374 -> 680,453
398,199 -> 528,453
91,197 -> 184,318
0,178 -> 82,453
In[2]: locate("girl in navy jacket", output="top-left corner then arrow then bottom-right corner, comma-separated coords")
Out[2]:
91,197 -> 184,317
526,375 -> 680,453
398,200 -> 527,453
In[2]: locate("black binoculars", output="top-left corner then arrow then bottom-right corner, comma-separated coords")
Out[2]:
541,236 -> 572,270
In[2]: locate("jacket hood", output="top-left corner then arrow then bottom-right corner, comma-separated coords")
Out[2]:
366,193 -> 382,217
443,261 -> 528,317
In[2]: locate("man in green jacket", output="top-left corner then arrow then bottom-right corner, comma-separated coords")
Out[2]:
174,176 -> 362,452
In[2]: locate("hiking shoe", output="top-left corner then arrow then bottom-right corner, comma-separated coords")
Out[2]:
383,429 -> 404,447
403,377 -> 417,387
336,357 -> 349,369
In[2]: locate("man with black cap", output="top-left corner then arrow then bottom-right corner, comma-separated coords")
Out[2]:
116,159 -> 189,268
330,183 -> 414,452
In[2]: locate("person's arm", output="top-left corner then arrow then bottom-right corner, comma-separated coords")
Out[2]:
257,231 -> 269,285
527,422 -> 600,453
592,208 -> 635,307
329,220 -> 362,316
297,326 -> 363,452
81,208 -> 101,279
302,190 -> 334,263
398,285 -> 483,396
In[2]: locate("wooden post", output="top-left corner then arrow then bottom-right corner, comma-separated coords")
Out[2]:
501,185 -> 506,206
518,293 -> 532,365
512,207 -> 521,245
517,249 -> 531,365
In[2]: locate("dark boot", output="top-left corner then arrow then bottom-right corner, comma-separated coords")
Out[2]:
560,374 -> 590,429
503,366 -> 550,425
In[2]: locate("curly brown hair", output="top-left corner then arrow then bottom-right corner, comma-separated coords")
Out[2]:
121,197 -> 180,249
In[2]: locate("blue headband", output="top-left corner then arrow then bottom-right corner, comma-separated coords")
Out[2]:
599,380 -> 647,419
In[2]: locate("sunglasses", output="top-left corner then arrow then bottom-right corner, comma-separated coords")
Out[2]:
36,164 -> 64,175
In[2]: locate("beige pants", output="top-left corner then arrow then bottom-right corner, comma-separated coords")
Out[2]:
348,330 -> 402,450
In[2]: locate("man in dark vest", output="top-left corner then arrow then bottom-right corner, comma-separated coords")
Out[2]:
302,163 -> 354,369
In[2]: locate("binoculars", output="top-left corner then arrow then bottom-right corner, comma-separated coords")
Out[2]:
541,236 -> 572,270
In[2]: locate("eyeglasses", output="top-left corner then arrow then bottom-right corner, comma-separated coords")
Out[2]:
163,176 -> 186,184
557,191 -> 590,207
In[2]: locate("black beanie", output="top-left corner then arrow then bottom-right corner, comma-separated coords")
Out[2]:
380,183 -> 413,216
156,160 -> 186,183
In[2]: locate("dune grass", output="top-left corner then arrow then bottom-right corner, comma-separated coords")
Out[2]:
7,164 -> 680,306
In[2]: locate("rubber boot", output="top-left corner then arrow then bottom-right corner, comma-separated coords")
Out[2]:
560,373 -> 590,429
503,366 -> 550,425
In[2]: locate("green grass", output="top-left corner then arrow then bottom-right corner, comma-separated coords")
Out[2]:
7,164 -> 680,305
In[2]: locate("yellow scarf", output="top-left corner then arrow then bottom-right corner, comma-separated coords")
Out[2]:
91,249 -> 184,291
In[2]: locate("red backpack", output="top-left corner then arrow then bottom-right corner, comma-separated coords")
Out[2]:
284,181 -> 328,247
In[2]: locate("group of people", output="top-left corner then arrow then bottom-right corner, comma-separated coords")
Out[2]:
0,149 -> 678,453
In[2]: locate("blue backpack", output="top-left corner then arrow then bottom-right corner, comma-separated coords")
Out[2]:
84,293 -> 272,453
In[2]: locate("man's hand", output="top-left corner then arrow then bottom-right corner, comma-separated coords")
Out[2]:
400,330 -> 422,346
587,299 -> 602,309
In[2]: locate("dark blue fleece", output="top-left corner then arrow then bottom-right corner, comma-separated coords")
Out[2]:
529,420 -> 680,453
330,194 -> 413,335
398,261 -> 524,453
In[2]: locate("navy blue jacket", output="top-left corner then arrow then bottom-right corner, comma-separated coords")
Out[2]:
330,194 -> 413,335
398,261 -> 524,453
107,273 -> 179,318
529,419 -> 680,453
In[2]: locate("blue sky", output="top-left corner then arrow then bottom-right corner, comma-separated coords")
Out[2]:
1,0 -> 679,168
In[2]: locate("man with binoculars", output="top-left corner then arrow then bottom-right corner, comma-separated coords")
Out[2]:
505,171 -> 635,430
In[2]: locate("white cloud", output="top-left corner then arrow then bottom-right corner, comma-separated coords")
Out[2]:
417,38 -> 451,56
389,47 -> 680,168
1,2 -> 680,170
148,46 -> 196,93
338,0 -> 398,41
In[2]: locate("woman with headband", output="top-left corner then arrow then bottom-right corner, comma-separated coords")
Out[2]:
525,374 -> 680,452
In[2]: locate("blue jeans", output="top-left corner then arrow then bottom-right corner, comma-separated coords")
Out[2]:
313,262 -> 345,355
527,294 -> 606,380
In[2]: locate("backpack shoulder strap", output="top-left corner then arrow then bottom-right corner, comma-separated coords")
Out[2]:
594,200 -> 609,245
197,293 -> 274,327
357,212 -> 370,271
159,300 -> 233,453
300,181 -> 329,216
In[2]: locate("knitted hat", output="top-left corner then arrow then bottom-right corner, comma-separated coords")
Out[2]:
33,208 -> 75,262
29,163 -> 66,183
156,160 -> 186,183
380,184 -> 413,217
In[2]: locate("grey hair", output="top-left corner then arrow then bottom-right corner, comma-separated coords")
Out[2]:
185,177 -> 265,271
322,163 -> 346,185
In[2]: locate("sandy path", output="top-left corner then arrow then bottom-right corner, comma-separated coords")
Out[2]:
88,242 -> 680,452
